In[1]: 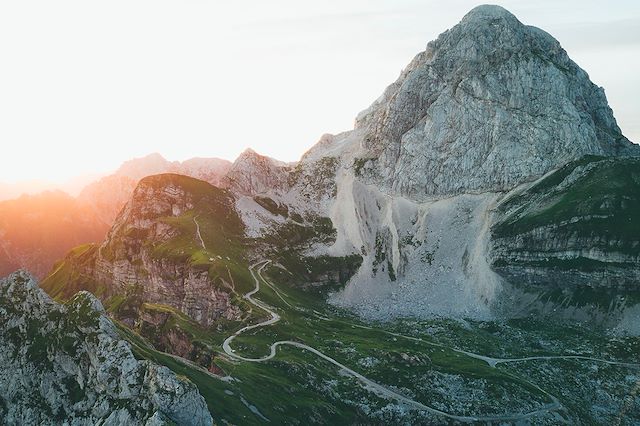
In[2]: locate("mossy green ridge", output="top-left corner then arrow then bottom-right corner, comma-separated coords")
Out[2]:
494,155 -> 640,245
41,174 -> 261,375
43,174 -> 251,300
492,155 -> 640,278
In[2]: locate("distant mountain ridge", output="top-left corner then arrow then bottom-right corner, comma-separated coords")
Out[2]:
0,191 -> 109,279
79,153 -> 233,224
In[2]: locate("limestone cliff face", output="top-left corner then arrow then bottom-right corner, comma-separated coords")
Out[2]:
295,5 -> 639,320
352,5 -> 637,200
0,271 -> 212,425
96,174 -> 243,326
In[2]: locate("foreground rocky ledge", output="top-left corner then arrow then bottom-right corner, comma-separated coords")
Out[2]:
0,270 -> 212,426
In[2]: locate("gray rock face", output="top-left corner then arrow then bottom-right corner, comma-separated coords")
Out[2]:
288,6 -> 640,321
221,148 -> 294,196
354,5 -> 637,200
0,270 -> 212,425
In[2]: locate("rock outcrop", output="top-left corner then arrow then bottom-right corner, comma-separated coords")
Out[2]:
0,270 -> 212,425
43,174 -> 246,328
221,148 -> 294,196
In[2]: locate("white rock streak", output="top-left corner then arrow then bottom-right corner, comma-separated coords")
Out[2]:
193,215 -> 206,250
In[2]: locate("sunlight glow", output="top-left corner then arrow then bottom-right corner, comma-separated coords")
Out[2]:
1,0 -> 639,183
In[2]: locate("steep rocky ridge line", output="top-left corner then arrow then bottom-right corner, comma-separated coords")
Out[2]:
0,270 -> 212,425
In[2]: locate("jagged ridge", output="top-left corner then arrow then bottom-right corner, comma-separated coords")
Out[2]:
0,270 -> 212,425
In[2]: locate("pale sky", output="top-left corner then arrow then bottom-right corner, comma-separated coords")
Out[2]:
1,0 -> 639,184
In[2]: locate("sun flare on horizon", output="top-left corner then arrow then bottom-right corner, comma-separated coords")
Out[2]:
1,0 -> 639,185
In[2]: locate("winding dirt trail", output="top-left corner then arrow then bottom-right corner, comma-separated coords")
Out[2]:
194,216 -> 206,250
345,322 -> 640,370
222,261 -> 569,423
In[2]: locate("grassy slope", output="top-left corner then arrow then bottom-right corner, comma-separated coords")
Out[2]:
112,259 -> 640,424
494,155 -> 640,241
40,175 -> 263,379
42,174 -> 254,298
42,244 -> 105,299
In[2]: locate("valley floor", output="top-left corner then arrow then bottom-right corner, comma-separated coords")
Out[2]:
122,261 -> 640,424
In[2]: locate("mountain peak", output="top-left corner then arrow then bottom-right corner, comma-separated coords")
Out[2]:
455,4 -> 526,40
235,148 -> 274,163
462,4 -> 518,22
222,149 -> 293,195
241,147 -> 258,156
435,4 -> 557,63
352,5 -> 636,200
234,148 -> 290,167
115,152 -> 173,180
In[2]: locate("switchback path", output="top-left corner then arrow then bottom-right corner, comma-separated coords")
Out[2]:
194,216 -> 206,250
345,322 -> 640,370
221,261 -> 567,423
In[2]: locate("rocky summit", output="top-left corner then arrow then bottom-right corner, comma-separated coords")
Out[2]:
353,5 -> 637,199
